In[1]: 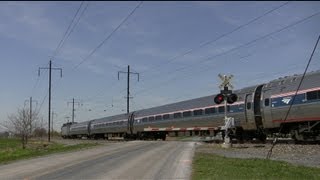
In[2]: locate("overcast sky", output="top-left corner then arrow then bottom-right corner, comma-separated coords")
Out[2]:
0,1 -> 320,130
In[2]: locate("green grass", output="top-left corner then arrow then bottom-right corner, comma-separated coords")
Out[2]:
192,152 -> 320,180
0,138 -> 98,164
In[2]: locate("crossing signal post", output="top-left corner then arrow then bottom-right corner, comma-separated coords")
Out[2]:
215,74 -> 237,148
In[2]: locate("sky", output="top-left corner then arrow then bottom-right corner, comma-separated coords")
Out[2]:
0,1 -> 320,131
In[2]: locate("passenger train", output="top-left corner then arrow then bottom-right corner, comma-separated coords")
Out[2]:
61,71 -> 320,141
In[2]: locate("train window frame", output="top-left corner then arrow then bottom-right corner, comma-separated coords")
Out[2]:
218,106 -> 225,113
193,109 -> 203,116
142,117 -> 148,122
205,107 -> 216,114
246,102 -> 251,109
264,98 -> 270,106
306,90 -> 319,100
155,115 -> 162,121
183,111 -> 192,117
148,116 -> 155,122
174,112 -> 182,119
163,114 -> 170,120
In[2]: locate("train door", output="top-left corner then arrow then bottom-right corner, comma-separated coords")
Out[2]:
253,85 -> 264,130
245,93 -> 255,128
261,88 -> 272,128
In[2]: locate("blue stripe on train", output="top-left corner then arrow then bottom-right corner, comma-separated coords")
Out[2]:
271,93 -> 319,108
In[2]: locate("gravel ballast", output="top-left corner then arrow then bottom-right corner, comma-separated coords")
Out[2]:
196,143 -> 320,168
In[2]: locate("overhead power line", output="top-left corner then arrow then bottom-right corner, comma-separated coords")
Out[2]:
140,2 -> 290,76
52,1 -> 86,59
72,1 -> 143,70
132,10 -> 320,97
55,2 -> 89,58
31,2 -> 88,103
84,2 -> 290,111
48,1 -> 143,122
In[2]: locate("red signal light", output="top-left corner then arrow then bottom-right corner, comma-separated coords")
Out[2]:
214,94 -> 225,104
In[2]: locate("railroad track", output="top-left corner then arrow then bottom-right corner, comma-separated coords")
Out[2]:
202,137 -> 320,145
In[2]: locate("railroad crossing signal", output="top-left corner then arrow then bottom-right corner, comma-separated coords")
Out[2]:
215,74 -> 237,104
218,74 -> 234,89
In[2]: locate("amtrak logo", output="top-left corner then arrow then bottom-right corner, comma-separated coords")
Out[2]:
282,97 -> 292,104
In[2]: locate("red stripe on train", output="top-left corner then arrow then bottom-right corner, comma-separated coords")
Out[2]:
272,117 -> 320,123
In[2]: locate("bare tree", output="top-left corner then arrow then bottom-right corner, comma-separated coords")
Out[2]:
7,107 -> 39,149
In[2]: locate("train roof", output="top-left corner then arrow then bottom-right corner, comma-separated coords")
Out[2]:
91,84 -> 258,123
74,70 -> 320,124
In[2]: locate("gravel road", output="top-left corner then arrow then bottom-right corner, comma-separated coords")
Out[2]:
0,141 -> 196,180
197,143 -> 320,168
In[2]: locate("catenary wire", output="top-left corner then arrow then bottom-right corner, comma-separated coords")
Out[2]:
51,1 -> 85,59
132,11 -> 320,97
139,2 -> 290,78
72,1 -> 143,70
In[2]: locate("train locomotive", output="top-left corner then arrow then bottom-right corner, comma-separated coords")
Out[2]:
61,71 -> 320,141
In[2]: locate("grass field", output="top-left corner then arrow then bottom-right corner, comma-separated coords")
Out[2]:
192,152 -> 320,180
0,138 -> 98,164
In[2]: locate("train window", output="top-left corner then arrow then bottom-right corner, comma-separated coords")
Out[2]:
205,107 -> 216,114
246,102 -> 251,109
306,90 -> 319,100
155,115 -> 162,121
142,117 -> 148,122
193,109 -> 203,116
174,112 -> 182,119
218,106 -> 225,113
183,111 -> 192,117
163,114 -> 170,120
148,116 -> 155,121
264,98 -> 270,106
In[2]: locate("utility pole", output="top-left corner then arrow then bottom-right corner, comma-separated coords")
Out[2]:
118,65 -> 139,114
38,60 -> 62,142
67,98 -> 81,123
24,97 -> 38,134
